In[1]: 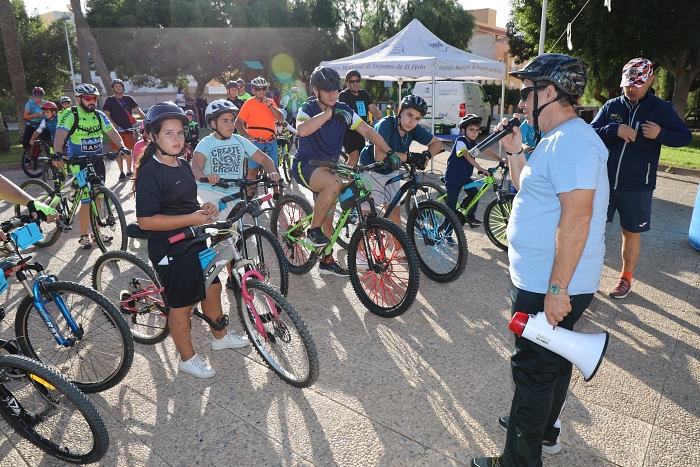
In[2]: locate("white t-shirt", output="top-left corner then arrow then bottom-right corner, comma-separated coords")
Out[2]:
194,134 -> 259,196
176,93 -> 186,108
507,118 -> 609,295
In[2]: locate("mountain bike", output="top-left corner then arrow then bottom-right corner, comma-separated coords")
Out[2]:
1,216 -> 134,393
271,160 -> 420,318
275,121 -> 296,183
92,195 -> 318,387
15,153 -> 127,253
0,348 -> 109,464
198,175 -> 288,296
362,160 -> 467,283
22,140 -> 52,179
437,161 -> 514,251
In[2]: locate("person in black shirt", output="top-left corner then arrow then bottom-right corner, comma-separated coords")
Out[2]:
103,79 -> 146,180
196,93 -> 207,129
135,102 -> 250,379
338,70 -> 383,166
225,81 -> 245,109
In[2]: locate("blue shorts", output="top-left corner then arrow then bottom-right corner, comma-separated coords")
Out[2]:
247,140 -> 278,169
607,189 -> 653,233
292,158 -> 320,191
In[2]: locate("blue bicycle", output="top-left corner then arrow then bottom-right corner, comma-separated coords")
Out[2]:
1,216 -> 134,393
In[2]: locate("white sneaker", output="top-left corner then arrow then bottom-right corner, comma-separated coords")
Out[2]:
211,331 -> 250,350
178,353 -> 216,378
78,235 -> 92,249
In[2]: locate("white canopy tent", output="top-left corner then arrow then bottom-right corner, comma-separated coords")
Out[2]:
321,18 -> 509,155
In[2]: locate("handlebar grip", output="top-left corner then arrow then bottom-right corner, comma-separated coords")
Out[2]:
168,226 -> 195,244
199,178 -> 209,182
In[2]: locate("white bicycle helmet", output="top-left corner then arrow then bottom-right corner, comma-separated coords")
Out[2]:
75,83 -> 100,96
251,77 -> 268,87
205,99 -> 238,123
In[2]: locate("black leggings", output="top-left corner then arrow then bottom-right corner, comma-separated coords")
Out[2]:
22,123 -> 50,149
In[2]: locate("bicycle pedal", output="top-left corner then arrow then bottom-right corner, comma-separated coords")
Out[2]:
0,307 -> 5,322
214,314 -> 229,331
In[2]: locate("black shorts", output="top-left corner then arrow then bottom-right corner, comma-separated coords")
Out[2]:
607,189 -> 653,233
342,129 -> 366,155
153,251 -> 220,309
292,158 -> 319,191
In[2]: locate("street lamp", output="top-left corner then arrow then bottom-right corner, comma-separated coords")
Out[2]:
350,27 -> 357,55
61,14 -> 77,93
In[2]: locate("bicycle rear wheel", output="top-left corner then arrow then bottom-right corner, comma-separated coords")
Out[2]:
90,185 -> 127,252
484,193 -> 514,251
21,144 -> 48,178
270,193 -> 317,274
237,279 -> 318,387
15,281 -> 135,393
92,250 -> 170,344
407,200 -> 468,283
405,181 -> 446,219
347,217 -> 420,318
15,179 -> 62,248
241,226 -> 289,296
282,153 -> 292,183
0,354 -> 109,464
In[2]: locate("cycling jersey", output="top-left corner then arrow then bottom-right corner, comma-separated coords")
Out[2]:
359,116 -> 432,175
25,100 -> 46,125
295,100 -> 361,162
237,99 -> 279,139
57,106 -> 114,158
35,116 -> 59,141
186,121 -> 199,145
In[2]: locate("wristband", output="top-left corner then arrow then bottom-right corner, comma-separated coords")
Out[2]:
506,148 -> 524,156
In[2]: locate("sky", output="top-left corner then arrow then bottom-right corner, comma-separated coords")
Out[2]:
23,0 -> 511,28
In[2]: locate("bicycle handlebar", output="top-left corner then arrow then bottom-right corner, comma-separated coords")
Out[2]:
39,152 -> 120,163
198,175 -> 284,190
167,193 -> 273,246
1,216 -> 39,234
309,159 -> 383,174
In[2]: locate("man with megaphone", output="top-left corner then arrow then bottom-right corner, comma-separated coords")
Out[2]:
471,54 -> 610,467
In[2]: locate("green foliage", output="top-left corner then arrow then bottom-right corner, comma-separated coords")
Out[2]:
399,0 -> 475,52
660,132 -> 700,169
0,97 -> 17,120
482,84 -> 520,109
0,0 -> 75,97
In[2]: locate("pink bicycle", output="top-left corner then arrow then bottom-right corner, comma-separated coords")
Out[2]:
91,194 -> 318,387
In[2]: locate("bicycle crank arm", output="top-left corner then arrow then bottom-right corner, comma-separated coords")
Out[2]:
192,310 -> 229,331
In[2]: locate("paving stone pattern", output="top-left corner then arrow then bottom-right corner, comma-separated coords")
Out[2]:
0,147 -> 698,466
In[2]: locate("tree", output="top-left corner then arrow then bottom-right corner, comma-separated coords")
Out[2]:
398,0 -> 476,52
71,0 -> 112,100
0,0 -> 28,139
507,0 -> 700,117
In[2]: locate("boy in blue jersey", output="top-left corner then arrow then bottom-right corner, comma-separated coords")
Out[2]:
29,102 -> 60,146
444,114 -> 506,227
292,66 -> 401,276
359,95 -> 442,227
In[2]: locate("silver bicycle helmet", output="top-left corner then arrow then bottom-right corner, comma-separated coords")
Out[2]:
205,99 -> 238,123
251,77 -> 268,87
75,83 -> 100,96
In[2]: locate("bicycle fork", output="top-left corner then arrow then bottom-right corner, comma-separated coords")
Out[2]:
240,270 -> 279,341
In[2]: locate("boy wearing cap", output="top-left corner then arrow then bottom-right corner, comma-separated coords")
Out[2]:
591,58 -> 691,299
338,70 -> 383,166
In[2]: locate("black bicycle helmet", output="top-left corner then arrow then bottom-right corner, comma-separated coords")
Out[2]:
509,53 -> 588,97
205,99 -> 238,123
111,78 -> 124,88
144,102 -> 188,134
459,114 -> 482,129
345,70 -> 361,81
399,95 -> 428,116
310,66 -> 342,91
225,80 -> 239,89
75,83 -> 100,96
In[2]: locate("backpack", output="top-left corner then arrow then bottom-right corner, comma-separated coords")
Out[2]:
66,106 -> 106,138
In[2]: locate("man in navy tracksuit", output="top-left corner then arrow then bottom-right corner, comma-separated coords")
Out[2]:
591,58 -> 691,299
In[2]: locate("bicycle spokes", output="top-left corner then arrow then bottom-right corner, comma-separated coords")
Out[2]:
357,228 -> 410,308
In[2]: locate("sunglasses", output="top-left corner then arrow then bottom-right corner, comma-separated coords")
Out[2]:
81,95 -> 98,102
347,80 -> 360,84
519,85 -> 544,101
254,87 -> 268,92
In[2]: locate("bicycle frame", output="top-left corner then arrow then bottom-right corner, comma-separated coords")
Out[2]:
383,165 -> 424,217
442,165 -> 510,215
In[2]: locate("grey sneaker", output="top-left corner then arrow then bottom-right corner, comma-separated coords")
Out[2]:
319,261 -> 350,277
178,353 -> 216,378
78,235 -> 92,249
499,415 -> 562,454
211,331 -> 250,350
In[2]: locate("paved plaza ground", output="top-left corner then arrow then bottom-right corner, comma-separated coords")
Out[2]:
0,147 -> 698,466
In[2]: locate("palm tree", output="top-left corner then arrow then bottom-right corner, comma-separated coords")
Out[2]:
70,0 -> 112,102
0,0 -> 29,143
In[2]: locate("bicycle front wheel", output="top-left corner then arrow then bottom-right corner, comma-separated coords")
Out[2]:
92,250 -> 170,344
15,179 -> 62,248
348,217 -> 420,318
282,153 -> 292,183
237,279 -> 318,387
407,200 -> 468,283
0,354 -> 109,464
270,193 -> 317,275
21,144 -> 47,178
15,281 -> 135,393
241,226 -> 289,296
405,181 -> 446,219
90,185 -> 127,252
484,193 -> 515,251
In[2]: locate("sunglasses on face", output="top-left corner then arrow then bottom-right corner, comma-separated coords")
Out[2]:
81,95 -> 98,102
347,80 -> 360,84
519,85 -> 544,101
254,87 -> 268,92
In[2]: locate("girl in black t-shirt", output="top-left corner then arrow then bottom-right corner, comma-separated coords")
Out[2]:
134,102 -> 250,379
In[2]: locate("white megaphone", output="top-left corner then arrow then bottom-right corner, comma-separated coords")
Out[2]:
509,312 -> 609,382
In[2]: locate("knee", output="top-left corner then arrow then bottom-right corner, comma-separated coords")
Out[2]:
329,177 -> 344,196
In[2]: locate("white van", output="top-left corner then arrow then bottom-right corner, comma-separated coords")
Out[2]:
411,81 -> 492,133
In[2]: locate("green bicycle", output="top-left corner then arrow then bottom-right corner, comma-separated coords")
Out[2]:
271,160 -> 421,318
15,153 -> 127,253
437,161 -> 514,251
